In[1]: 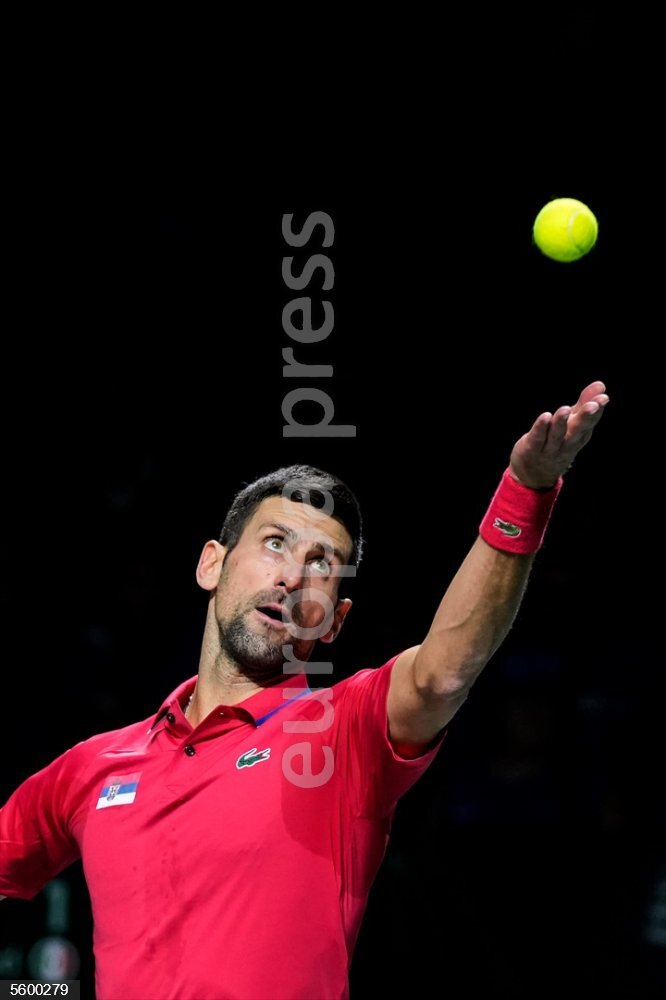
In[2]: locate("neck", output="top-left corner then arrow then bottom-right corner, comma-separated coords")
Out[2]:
186,598 -> 283,728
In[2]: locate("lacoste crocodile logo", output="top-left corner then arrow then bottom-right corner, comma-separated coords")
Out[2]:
493,517 -> 522,537
236,747 -> 272,769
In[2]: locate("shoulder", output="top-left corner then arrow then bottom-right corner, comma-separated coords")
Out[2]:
75,712 -> 156,755
330,653 -> 401,699
40,713 -> 157,782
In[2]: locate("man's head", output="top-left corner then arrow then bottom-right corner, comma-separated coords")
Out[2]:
219,465 -> 363,569
196,466 -> 362,678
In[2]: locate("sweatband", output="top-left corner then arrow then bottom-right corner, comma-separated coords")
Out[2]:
479,468 -> 563,554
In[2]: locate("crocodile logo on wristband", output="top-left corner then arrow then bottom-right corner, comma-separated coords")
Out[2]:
493,517 -> 522,537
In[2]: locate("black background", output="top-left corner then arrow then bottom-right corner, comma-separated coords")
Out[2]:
1,10 -> 664,998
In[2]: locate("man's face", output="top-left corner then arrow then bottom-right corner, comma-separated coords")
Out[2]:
213,496 -> 353,675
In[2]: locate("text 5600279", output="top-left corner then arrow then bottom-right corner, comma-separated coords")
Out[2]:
0,983 -> 79,999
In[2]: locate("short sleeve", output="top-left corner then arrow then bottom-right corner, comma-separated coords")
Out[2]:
0,748 -> 81,900
332,655 -> 446,819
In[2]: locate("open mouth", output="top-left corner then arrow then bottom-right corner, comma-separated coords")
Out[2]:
255,605 -> 290,628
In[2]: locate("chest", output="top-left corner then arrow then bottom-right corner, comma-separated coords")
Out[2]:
78,733 -> 338,894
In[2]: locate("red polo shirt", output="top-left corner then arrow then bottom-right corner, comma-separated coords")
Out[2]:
1,655 -> 444,1000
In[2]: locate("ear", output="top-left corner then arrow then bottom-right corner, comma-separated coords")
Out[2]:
320,597 -> 353,644
196,540 -> 227,592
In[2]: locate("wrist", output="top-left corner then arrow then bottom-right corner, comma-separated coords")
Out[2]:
508,468 -> 560,492
480,467 -> 563,554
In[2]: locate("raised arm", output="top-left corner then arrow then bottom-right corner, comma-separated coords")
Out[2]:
387,381 -> 609,747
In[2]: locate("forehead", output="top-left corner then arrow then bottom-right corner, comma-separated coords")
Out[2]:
245,496 -> 353,560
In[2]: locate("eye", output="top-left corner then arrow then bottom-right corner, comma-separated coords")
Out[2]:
309,556 -> 332,576
265,536 -> 284,553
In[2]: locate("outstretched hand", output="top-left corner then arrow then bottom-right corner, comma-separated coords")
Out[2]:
509,381 -> 609,489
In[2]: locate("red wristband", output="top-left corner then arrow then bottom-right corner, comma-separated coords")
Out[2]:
479,468 -> 563,554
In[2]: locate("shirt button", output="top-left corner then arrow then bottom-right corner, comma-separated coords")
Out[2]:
166,713 -> 176,724
184,744 -> 196,756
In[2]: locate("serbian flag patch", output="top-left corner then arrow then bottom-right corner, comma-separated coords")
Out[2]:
96,771 -> 142,809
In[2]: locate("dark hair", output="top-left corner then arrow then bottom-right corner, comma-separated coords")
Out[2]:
219,465 -> 363,568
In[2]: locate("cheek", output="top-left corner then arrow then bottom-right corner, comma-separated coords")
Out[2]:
229,553 -> 272,583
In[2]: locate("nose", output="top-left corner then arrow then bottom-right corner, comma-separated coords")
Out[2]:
274,553 -> 306,591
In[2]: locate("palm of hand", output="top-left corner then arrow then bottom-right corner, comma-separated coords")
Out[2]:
509,381 -> 609,489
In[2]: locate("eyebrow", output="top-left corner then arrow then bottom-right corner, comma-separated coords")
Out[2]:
258,521 -> 347,564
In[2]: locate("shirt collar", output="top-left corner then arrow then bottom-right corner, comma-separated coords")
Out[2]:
149,670 -> 310,732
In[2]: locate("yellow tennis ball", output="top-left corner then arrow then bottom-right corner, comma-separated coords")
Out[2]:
533,198 -> 598,262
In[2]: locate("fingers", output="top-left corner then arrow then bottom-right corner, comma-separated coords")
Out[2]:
540,405 -> 570,452
578,389 -> 609,414
523,412 -> 552,453
573,382 -> 609,417
577,380 -> 606,406
546,393 -> 608,455
551,382 -> 609,437
532,412 -> 552,435
511,383 -> 609,486
571,394 -> 609,431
